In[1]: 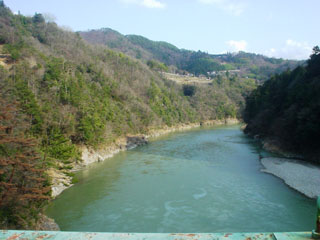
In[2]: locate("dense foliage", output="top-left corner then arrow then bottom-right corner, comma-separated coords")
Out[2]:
80,29 -> 301,81
243,47 -> 320,162
0,97 -> 50,229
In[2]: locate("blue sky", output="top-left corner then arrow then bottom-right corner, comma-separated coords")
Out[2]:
5,0 -> 319,60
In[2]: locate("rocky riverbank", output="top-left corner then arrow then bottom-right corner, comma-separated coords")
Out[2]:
261,139 -> 304,159
260,157 -> 320,199
48,118 -> 239,198
48,135 -> 149,198
257,137 -> 320,198
146,118 -> 239,139
36,214 -> 60,231
42,119 -> 239,231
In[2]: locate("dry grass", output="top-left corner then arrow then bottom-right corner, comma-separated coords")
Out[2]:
163,72 -> 212,85
0,44 -> 10,68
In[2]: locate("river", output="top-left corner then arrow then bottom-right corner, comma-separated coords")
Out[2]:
46,125 -> 315,233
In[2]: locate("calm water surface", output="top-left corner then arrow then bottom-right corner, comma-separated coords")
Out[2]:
46,125 -> 315,232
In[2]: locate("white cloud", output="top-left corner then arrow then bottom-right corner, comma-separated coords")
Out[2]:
141,0 -> 165,8
120,0 -> 166,9
199,0 -> 223,4
265,39 -> 312,60
198,0 -> 245,16
226,40 -> 247,52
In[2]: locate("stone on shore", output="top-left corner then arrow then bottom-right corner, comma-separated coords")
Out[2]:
261,157 -> 320,198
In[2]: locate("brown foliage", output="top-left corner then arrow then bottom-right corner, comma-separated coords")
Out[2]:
0,96 -> 50,229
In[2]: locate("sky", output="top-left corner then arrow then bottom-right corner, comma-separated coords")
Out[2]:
4,0 -> 320,60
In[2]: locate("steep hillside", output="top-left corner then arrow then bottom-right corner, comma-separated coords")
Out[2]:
80,28 -> 302,82
243,47 -> 320,162
0,4 -> 256,229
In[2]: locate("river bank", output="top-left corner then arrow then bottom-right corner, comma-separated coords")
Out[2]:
260,157 -> 320,199
256,137 -> 320,199
261,139 -> 304,159
41,119 -> 239,230
45,124 -> 315,232
48,118 -> 239,198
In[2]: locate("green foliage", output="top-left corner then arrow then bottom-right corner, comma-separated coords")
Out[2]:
184,51 -> 225,76
4,42 -> 24,60
148,82 -> 175,125
13,79 -> 43,135
77,111 -> 105,145
243,47 -> 320,162
32,13 -> 45,24
147,59 -> 168,72
43,57 -> 64,87
44,127 -> 79,163
126,35 -> 180,65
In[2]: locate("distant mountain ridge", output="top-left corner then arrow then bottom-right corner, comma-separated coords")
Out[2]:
80,28 -> 303,82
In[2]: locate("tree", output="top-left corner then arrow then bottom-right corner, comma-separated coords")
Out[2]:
32,13 -> 45,24
243,47 -> 320,162
0,97 -> 50,229
313,46 -> 320,55
183,84 -> 196,97
307,46 -> 320,78
147,60 -> 168,72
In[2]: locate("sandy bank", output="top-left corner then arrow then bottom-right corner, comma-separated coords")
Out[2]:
261,157 -> 320,199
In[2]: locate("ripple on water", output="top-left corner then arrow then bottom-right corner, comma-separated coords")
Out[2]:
46,126 -> 316,233
193,188 -> 207,200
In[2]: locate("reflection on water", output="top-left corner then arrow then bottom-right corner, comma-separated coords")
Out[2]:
46,125 -> 315,233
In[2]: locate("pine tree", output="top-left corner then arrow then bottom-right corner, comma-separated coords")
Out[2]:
0,97 -> 50,229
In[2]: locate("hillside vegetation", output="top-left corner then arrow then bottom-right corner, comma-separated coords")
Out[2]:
80,28 -> 302,82
0,3 -> 260,229
243,47 -> 320,163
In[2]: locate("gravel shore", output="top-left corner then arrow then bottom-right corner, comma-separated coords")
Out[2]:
261,157 -> 320,198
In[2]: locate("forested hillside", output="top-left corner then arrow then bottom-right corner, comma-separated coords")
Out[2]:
0,3 -> 258,229
80,28 -> 302,81
243,47 -> 320,162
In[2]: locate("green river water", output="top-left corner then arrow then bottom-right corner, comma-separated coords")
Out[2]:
46,125 -> 315,233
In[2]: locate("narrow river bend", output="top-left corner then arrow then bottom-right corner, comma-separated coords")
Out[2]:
46,125 -> 315,233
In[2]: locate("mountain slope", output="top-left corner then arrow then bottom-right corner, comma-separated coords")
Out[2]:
243,47 -> 320,162
80,28 -> 302,81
